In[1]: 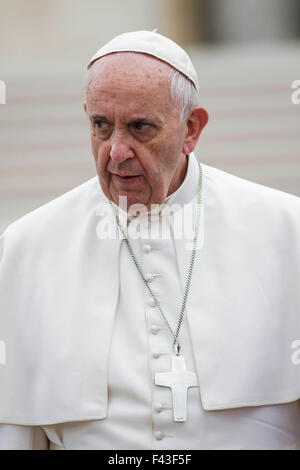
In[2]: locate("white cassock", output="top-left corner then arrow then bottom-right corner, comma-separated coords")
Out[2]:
0,153 -> 299,450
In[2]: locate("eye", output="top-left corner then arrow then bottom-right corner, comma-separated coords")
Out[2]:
95,120 -> 110,130
132,121 -> 151,131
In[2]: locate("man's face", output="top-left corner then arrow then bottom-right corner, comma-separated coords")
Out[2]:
84,53 -> 193,212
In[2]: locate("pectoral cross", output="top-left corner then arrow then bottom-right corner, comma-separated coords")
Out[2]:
154,355 -> 198,422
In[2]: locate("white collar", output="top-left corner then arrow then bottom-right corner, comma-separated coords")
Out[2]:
164,152 -> 199,209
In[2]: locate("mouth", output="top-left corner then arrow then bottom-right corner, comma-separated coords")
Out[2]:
111,173 -> 143,185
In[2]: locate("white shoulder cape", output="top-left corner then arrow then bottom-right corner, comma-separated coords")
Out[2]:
0,161 -> 299,425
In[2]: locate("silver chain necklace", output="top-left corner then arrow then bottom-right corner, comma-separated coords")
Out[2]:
109,157 -> 203,422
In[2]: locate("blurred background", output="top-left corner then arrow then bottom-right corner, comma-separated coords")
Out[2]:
0,0 -> 299,234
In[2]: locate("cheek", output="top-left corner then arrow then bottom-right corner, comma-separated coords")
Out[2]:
91,144 -> 112,195
90,130 -> 99,161
91,137 -> 109,173
153,143 -> 180,175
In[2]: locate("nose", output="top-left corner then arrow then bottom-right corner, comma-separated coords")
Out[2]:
110,134 -> 135,163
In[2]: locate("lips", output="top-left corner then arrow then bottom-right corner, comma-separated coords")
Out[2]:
113,173 -> 140,178
112,173 -> 142,186
118,175 -> 137,179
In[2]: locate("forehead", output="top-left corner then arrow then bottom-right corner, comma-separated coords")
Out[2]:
86,52 -> 173,102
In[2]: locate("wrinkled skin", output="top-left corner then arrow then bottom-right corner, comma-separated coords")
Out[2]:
84,52 -> 208,213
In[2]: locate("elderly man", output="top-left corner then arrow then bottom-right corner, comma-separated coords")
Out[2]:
0,31 -> 299,450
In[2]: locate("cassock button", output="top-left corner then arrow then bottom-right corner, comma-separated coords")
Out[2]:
154,431 -> 164,441
143,244 -> 152,254
150,325 -> 160,335
154,403 -> 163,413
152,351 -> 161,359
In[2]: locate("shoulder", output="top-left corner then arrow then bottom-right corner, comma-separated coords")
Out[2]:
201,162 -> 300,222
0,176 -> 105,251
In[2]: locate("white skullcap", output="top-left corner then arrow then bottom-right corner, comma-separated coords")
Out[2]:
87,30 -> 199,91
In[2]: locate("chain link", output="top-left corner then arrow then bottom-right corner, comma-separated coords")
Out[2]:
109,158 -> 203,355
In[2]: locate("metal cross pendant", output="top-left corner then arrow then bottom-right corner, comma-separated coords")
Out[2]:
154,355 -> 198,422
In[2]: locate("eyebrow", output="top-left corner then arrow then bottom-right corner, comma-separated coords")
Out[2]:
89,114 -> 109,122
89,113 -> 163,126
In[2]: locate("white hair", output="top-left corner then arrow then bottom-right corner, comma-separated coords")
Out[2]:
84,53 -> 201,122
168,69 -> 201,121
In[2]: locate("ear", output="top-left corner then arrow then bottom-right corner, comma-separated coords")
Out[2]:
83,102 -> 87,114
182,107 -> 209,155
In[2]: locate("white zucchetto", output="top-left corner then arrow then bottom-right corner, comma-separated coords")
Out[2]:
87,30 -> 199,91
